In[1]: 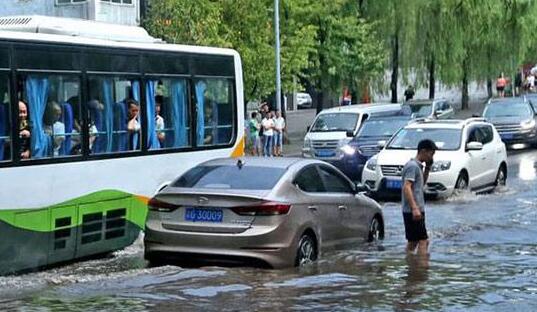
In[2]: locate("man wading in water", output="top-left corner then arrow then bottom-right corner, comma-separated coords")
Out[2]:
401,139 -> 436,255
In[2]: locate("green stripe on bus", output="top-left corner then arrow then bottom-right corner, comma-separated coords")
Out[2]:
0,190 -> 148,232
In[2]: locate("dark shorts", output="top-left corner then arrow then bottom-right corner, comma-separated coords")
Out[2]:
403,212 -> 428,242
496,86 -> 505,92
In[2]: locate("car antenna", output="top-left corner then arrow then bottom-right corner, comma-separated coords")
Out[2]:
237,159 -> 244,169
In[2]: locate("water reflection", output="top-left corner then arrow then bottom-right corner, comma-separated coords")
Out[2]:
518,157 -> 536,181
396,254 -> 430,310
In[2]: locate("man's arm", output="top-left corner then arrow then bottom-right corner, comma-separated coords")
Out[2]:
403,180 -> 422,220
423,164 -> 431,184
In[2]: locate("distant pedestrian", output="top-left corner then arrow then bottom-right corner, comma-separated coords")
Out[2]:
402,139 -> 436,256
515,71 -> 523,96
247,112 -> 261,156
273,111 -> 286,156
526,74 -> 535,93
261,111 -> 275,157
404,85 -> 415,102
496,73 -> 507,97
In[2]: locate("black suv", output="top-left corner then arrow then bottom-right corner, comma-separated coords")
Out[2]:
483,97 -> 537,146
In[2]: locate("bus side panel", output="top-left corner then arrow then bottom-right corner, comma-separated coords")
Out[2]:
48,205 -> 78,264
0,210 -> 49,275
75,197 -> 139,259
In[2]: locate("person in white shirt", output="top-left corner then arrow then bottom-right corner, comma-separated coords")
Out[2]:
273,110 -> 286,156
261,111 -> 275,157
155,101 -> 165,148
127,99 -> 141,150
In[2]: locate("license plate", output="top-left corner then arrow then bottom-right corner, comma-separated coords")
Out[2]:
184,207 -> 223,223
501,133 -> 513,140
386,179 -> 402,189
316,150 -> 335,157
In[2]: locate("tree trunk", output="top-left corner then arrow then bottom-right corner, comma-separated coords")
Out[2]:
428,56 -> 435,99
462,59 -> 469,110
390,33 -> 399,103
487,79 -> 493,98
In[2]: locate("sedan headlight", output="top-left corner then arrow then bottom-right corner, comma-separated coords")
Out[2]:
365,158 -> 377,171
340,144 -> 356,155
303,138 -> 311,148
431,160 -> 451,172
521,119 -> 536,129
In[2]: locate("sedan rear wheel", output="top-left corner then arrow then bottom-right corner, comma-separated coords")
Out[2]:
295,234 -> 317,266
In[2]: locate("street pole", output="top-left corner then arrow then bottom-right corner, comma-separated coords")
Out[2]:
274,0 -> 282,112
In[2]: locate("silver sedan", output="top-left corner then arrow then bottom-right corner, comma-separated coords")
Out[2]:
144,157 -> 384,269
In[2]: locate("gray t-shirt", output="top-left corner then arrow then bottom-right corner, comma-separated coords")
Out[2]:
401,158 -> 425,213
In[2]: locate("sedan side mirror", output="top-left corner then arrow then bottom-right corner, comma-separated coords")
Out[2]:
377,140 -> 386,148
346,130 -> 354,138
466,141 -> 483,151
354,183 -> 370,194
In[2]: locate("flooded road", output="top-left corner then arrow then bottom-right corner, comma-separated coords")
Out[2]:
1,151 -> 536,311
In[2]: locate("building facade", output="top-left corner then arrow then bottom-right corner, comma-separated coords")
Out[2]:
0,0 -> 141,26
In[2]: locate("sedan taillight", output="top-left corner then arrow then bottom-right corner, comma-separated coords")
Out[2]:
231,202 -> 291,216
148,197 -> 179,212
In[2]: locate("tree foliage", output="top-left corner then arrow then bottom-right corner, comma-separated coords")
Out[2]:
144,0 -> 386,104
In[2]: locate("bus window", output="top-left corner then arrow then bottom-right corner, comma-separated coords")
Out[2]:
145,78 -> 191,150
19,74 -> 82,159
88,76 -> 141,154
194,78 -> 234,147
0,73 -> 10,162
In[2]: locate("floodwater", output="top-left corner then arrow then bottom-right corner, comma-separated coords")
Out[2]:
1,151 -> 536,311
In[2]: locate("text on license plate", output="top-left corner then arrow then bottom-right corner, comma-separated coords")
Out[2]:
316,150 -> 335,157
185,208 -> 223,223
386,179 -> 402,189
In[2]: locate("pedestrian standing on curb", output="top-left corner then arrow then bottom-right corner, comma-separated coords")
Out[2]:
248,112 -> 261,156
402,139 -> 436,256
496,73 -> 507,97
261,111 -> 274,157
404,85 -> 415,102
273,110 -> 286,157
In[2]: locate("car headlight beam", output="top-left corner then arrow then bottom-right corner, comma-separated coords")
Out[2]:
340,144 -> 356,155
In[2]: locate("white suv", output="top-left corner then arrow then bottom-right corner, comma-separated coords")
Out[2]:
361,118 -> 507,198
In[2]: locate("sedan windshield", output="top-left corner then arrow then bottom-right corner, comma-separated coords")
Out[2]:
357,118 -> 409,138
404,104 -> 432,118
387,128 -> 462,150
173,165 -> 286,190
484,102 -> 533,118
310,113 -> 358,132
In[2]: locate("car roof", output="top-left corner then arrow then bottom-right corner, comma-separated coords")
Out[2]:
318,103 -> 402,115
198,157 -> 324,169
488,97 -> 527,105
404,119 -> 489,130
365,114 -> 411,121
405,98 -> 446,105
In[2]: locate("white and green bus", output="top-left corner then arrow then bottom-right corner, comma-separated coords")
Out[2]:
0,16 -> 245,275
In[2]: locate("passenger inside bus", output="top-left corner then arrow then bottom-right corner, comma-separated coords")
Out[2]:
127,99 -> 140,150
203,103 -> 214,145
155,95 -> 165,148
44,101 -> 65,157
87,99 -> 103,153
18,100 -> 31,159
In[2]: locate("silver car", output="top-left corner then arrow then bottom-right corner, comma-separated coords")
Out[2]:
144,157 -> 384,269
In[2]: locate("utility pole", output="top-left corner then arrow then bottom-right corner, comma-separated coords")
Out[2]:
274,0 -> 282,112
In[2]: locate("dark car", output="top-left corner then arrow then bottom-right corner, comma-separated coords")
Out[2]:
335,113 -> 411,181
483,97 -> 537,147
